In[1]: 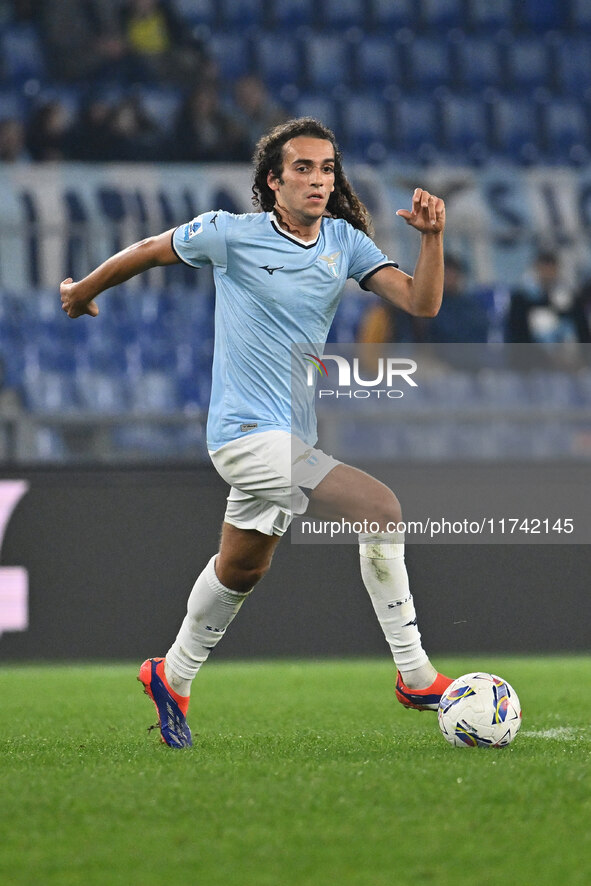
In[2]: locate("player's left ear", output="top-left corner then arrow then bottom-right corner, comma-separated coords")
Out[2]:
267,170 -> 280,192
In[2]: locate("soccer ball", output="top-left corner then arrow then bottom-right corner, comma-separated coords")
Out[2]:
438,672 -> 522,748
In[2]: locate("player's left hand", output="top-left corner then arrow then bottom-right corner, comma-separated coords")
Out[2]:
396,188 -> 445,235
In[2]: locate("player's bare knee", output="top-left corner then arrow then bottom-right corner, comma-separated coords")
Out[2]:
371,490 -> 402,529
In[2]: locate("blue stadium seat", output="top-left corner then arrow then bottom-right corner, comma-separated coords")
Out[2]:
75,371 -> 130,414
504,37 -> 553,92
419,0 -> 464,32
33,428 -> 68,461
209,35 -> 253,80
466,0 -> 514,32
171,0 -> 216,28
570,0 -> 591,30
440,94 -> 489,155
542,98 -> 589,160
392,96 -> 440,155
0,90 -> 26,121
554,38 -> 591,97
340,94 -> 389,155
369,0 -> 416,31
303,35 -> 350,90
23,372 -> 79,413
489,95 -> 541,159
454,36 -> 502,91
292,94 -> 339,132
253,33 -> 302,89
0,23 -> 46,83
271,0 -> 315,30
521,0 -> 566,31
354,37 -> 400,89
131,371 -> 180,413
136,86 -> 183,134
406,36 -> 452,91
218,0 -> 265,28
320,0 -> 368,30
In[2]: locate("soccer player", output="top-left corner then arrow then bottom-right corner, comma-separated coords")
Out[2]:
61,118 -> 451,748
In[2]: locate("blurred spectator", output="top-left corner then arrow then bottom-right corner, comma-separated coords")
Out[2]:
416,255 -> 491,343
68,98 -> 113,161
232,75 -> 288,153
26,100 -> 71,160
0,118 -> 30,161
173,83 -> 250,162
357,256 -> 490,345
121,0 -> 212,85
40,0 -> 127,83
506,250 -> 591,343
101,96 -> 163,161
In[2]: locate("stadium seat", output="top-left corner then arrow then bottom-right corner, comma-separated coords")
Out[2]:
418,0 -> 464,33
392,96 -> 440,155
292,94 -> 339,133
340,94 -> 389,155
0,89 -> 26,121
136,86 -> 183,135
454,36 -> 502,91
131,371 -> 180,413
0,23 -> 46,83
406,36 -> 452,91
489,94 -> 542,160
553,37 -> 591,97
271,0 -> 315,30
319,0 -> 368,30
504,37 -> 553,92
440,94 -> 489,155
466,0 -> 514,32
354,37 -> 400,89
218,0 -> 265,29
521,0 -> 566,32
209,35 -> 253,80
23,371 -> 79,414
303,35 -> 351,90
542,98 -> 589,160
171,0 -> 216,28
75,371 -> 130,414
253,33 -> 302,89
368,0 -> 416,32
570,0 -> 591,31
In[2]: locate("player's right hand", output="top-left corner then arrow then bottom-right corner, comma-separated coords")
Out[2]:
60,278 -> 99,318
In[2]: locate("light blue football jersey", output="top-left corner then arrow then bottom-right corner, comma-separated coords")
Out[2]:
172,210 -> 396,450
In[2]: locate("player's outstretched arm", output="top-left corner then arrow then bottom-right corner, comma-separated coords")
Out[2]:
60,228 -> 180,318
366,188 -> 445,318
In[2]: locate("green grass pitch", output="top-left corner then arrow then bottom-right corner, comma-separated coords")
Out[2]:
0,656 -> 589,886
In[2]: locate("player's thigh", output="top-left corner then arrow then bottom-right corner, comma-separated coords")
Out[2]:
216,521 -> 282,589
307,463 -> 402,525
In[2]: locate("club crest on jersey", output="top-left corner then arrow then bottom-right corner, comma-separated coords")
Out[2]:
186,219 -> 203,239
319,251 -> 341,278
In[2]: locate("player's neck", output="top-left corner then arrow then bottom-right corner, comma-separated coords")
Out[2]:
273,205 -> 322,242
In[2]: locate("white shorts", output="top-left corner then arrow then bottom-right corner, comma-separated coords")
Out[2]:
209,430 -> 340,536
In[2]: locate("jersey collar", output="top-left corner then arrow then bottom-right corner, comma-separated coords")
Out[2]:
269,212 -> 321,249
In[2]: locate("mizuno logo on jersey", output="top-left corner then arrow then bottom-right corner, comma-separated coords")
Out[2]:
319,251 -> 341,277
210,212 -> 219,230
260,265 -> 284,275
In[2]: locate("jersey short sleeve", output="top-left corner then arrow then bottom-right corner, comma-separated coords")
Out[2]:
346,226 -> 398,291
172,210 -> 228,269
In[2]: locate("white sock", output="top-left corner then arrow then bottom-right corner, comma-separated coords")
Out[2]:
165,554 -> 250,694
359,532 -> 436,688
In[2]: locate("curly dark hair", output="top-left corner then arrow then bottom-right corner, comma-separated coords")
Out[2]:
251,117 -> 373,236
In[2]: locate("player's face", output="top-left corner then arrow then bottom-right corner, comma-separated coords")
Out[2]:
267,137 -> 336,227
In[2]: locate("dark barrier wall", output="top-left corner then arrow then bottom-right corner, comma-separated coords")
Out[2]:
0,465 -> 589,661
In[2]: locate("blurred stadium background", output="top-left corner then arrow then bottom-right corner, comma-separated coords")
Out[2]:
0,0 -> 590,660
